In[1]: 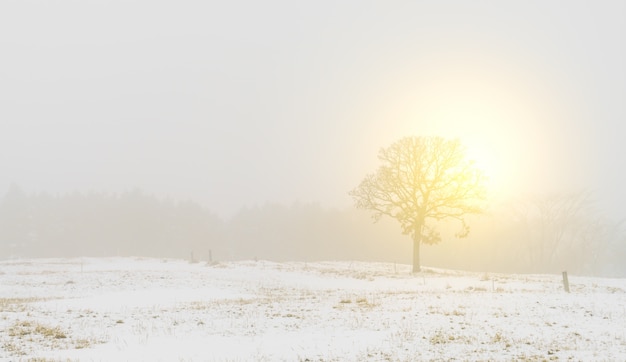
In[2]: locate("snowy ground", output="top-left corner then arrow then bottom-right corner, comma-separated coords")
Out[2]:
1,257 -> 625,361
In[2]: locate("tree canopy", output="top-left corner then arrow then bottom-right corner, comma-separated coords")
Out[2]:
350,136 -> 488,272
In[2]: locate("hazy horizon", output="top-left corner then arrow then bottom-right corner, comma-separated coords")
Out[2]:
1,1 -> 625,220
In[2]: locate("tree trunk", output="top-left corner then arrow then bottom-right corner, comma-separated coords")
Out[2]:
412,220 -> 423,273
412,236 -> 421,272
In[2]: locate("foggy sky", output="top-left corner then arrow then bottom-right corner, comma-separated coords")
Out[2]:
1,1 -> 625,219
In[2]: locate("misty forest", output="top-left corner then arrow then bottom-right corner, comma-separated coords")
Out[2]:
2,182 -> 624,277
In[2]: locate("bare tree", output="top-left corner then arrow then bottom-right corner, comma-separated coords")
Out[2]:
576,217 -> 624,275
349,136 -> 487,272
507,192 -> 594,273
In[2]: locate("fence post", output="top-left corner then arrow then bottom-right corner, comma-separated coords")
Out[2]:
562,271 -> 570,293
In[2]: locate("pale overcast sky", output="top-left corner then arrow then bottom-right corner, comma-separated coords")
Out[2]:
1,1 -> 624,218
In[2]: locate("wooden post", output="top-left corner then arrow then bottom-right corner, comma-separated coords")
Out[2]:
562,271 -> 570,293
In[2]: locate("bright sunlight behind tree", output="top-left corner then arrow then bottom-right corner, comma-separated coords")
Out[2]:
350,136 -> 488,272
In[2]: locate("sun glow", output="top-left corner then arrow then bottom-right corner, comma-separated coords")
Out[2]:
401,109 -> 517,202
378,65 -> 547,202
365,49 -> 585,205
465,142 -> 501,198
402,97 -> 514,201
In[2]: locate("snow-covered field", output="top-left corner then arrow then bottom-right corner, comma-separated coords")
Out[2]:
1,257 -> 625,361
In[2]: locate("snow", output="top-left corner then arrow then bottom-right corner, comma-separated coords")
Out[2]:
1,257 -> 625,360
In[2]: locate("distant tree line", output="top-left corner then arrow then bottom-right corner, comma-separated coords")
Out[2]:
0,184 -> 224,259
424,192 -> 626,277
0,184 -> 410,264
492,192 -> 625,276
1,184 -> 624,276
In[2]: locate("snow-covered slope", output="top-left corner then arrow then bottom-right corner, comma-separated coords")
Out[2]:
1,258 -> 625,361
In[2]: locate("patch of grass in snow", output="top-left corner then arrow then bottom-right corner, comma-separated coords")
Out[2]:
0,298 -> 46,312
73,338 -> 95,350
5,320 -> 102,356
491,331 -> 512,348
8,320 -> 67,340
389,322 -> 418,344
335,295 -> 379,310
356,297 -> 373,306
360,349 -> 395,361
205,260 -> 226,267
2,341 -> 24,356
516,352 -> 557,361
429,329 -> 452,345
429,328 -> 474,345
445,308 -> 466,317
5,320 -> 69,355
605,286 -> 625,293
186,297 -> 257,311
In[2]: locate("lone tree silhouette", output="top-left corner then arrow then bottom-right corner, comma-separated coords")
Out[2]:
350,136 -> 487,272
